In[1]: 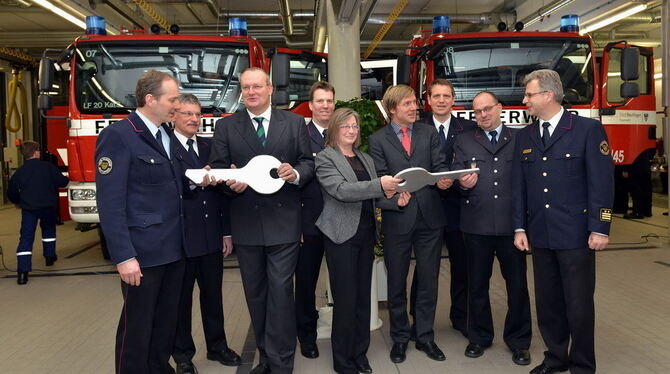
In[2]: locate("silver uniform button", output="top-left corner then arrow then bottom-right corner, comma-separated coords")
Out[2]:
494,157 -> 498,162
494,194 -> 498,199
205,214 -> 208,218
494,169 -> 498,173
544,188 -> 549,192
542,156 -> 547,161
494,181 -> 498,186
545,204 -> 550,208
150,159 -> 155,163
542,172 -> 548,176
566,153 -> 571,157
203,201 -> 207,205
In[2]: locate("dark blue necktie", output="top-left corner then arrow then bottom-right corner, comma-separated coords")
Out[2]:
438,125 -> 447,152
489,130 -> 498,148
186,138 -> 201,167
542,122 -> 551,146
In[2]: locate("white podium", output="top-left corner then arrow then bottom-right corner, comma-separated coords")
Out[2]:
316,258 -> 386,339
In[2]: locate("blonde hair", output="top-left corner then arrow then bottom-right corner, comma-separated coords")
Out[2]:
382,85 -> 415,114
325,108 -> 362,149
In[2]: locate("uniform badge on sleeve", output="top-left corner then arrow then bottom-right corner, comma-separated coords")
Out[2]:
599,140 -> 610,156
97,157 -> 113,175
600,208 -> 612,222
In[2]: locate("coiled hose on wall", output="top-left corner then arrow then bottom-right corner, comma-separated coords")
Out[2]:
5,69 -> 28,134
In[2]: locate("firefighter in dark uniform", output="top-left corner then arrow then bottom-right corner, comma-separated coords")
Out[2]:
96,70 -> 186,374
170,94 -> 241,374
8,140 -> 69,285
453,91 -> 532,365
295,81 -> 335,359
512,69 -> 614,374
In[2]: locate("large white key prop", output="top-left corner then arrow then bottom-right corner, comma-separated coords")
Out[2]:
394,167 -> 480,193
185,155 -> 285,194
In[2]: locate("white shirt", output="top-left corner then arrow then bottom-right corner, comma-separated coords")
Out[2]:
174,131 -> 199,156
245,106 -> 300,184
538,107 -> 564,137
247,106 -> 272,137
313,120 -> 328,138
486,124 -> 503,142
136,109 -> 169,158
432,115 -> 452,140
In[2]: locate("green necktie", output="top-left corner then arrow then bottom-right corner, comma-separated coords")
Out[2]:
254,117 -> 266,146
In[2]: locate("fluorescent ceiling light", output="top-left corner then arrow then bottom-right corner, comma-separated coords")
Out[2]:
580,4 -> 648,34
32,0 -> 86,29
525,0 -> 574,27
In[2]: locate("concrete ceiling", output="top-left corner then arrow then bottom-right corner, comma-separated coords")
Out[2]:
0,0 -> 664,65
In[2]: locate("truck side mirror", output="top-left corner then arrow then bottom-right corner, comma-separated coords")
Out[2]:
39,57 -> 55,92
396,55 -> 411,86
38,93 -> 53,111
271,53 -> 290,106
620,47 -> 639,81
620,47 -> 639,100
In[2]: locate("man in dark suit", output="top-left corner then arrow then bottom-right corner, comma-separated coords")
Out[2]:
513,69 -> 614,374
410,79 -> 477,338
296,81 -> 335,359
209,67 -> 314,374
454,91 -> 532,365
368,85 -> 452,363
170,94 -> 241,374
96,70 -> 185,373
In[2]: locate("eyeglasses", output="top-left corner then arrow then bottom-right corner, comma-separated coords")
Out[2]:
472,103 -> 500,116
176,110 -> 203,118
241,84 -> 267,92
339,125 -> 360,131
524,90 -> 549,99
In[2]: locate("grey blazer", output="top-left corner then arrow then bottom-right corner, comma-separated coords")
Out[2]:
315,146 -> 395,244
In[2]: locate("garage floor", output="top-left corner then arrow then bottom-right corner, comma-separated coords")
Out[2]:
1,195 -> 669,374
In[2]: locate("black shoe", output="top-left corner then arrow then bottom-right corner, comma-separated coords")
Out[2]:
389,342 -> 407,363
250,363 -> 271,374
416,341 -> 446,361
300,342 -> 319,359
464,343 -> 486,358
355,362 -> 373,373
529,363 -> 568,374
175,361 -> 198,374
623,213 -> 645,219
45,255 -> 57,266
206,348 -> 242,366
17,272 -> 28,285
512,349 -> 531,365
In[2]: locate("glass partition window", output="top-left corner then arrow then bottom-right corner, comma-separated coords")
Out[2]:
74,42 -> 249,114
433,38 -> 593,106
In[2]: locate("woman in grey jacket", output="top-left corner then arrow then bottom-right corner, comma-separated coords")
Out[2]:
315,108 -> 410,374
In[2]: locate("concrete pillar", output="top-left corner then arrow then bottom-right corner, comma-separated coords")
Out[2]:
326,1 -> 362,101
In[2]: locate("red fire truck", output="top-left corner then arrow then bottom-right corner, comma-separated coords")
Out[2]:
38,22 -> 268,232
397,16 -> 656,169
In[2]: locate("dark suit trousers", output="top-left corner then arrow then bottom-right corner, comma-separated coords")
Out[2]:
236,243 -> 299,374
445,229 -> 468,331
173,251 -> 229,363
384,213 -> 442,344
532,247 -> 596,374
463,233 -> 531,350
115,259 -> 185,374
408,229 -> 467,333
295,233 -> 325,345
325,223 -> 375,374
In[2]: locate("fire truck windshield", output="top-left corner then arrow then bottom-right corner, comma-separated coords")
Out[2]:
432,38 -> 593,106
74,42 -> 249,114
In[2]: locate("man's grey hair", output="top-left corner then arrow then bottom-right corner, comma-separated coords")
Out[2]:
524,69 -> 564,103
177,93 -> 201,106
